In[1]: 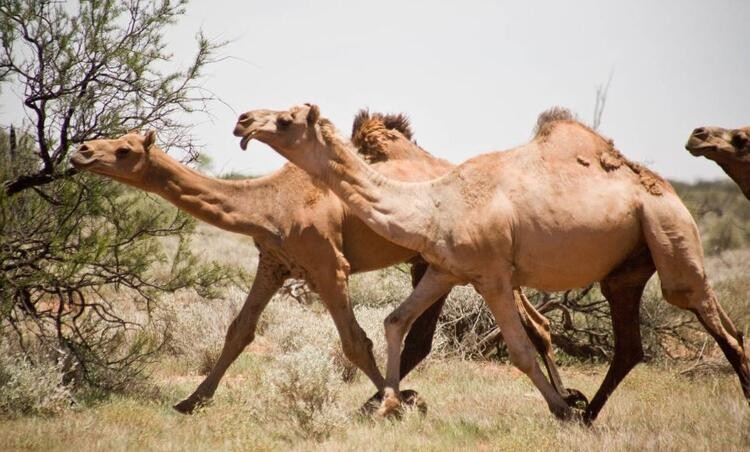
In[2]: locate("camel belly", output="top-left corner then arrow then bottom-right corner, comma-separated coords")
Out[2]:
511,197 -> 643,291
512,228 -> 642,290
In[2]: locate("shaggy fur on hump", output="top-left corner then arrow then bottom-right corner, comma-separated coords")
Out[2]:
533,106 -> 578,138
351,109 -> 414,142
350,109 -> 417,163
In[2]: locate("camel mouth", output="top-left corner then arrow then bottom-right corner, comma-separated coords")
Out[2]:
239,132 -> 256,151
69,153 -> 98,169
685,135 -> 714,156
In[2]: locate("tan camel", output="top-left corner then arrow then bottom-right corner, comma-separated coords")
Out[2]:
234,103 -> 750,422
686,125 -> 750,200
69,113 -> 577,415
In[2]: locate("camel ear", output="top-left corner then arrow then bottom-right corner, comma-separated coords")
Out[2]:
306,104 -> 320,126
143,130 -> 156,151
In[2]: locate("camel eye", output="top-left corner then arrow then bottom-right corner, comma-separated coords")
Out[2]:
115,147 -> 130,158
277,116 -> 293,128
731,133 -> 748,150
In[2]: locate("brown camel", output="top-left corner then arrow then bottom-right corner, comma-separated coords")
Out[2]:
686,125 -> 750,200
69,112 -> 576,415
234,103 -> 750,422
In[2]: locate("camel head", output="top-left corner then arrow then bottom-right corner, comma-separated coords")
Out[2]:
69,130 -> 159,187
686,126 -> 750,162
686,125 -> 750,200
234,103 -> 332,174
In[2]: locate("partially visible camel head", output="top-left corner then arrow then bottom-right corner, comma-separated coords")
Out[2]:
686,126 -> 750,160
70,130 -> 158,186
686,125 -> 750,200
234,103 -> 332,173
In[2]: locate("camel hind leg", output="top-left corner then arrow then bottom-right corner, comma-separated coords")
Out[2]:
585,248 -> 655,422
641,197 -> 750,403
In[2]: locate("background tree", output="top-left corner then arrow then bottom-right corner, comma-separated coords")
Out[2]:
0,0 -> 239,393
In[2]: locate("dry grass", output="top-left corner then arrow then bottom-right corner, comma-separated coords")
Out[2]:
2,226 -> 749,451
2,295 -> 747,451
0,356 -> 747,451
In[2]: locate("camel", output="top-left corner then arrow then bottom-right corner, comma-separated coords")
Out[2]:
68,112 -> 577,415
686,125 -> 750,200
233,103 -> 750,422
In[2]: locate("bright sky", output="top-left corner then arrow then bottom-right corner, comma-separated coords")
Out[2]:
4,1 -> 750,181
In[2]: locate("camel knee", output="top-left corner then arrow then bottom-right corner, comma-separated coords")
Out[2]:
340,330 -> 374,363
536,317 -> 552,348
524,309 -> 551,337
384,310 -> 410,340
662,285 -> 708,310
538,315 -> 551,335
333,320 -> 377,367
226,317 -> 255,345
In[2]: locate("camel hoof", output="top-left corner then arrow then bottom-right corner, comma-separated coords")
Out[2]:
359,389 -> 426,418
399,389 -> 427,416
563,387 -> 589,411
376,389 -> 403,418
173,396 -> 209,414
359,392 -> 384,417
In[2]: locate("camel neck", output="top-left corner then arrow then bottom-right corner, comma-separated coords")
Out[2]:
314,131 -> 437,253
145,151 -> 279,237
715,159 -> 750,200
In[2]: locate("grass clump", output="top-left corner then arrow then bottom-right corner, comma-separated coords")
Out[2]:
253,344 -> 345,441
0,343 -> 73,418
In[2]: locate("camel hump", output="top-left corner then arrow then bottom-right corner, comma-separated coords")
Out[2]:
533,106 -> 577,138
351,109 -> 413,142
351,109 -> 417,163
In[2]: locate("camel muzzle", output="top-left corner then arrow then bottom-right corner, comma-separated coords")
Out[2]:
69,146 -> 97,168
234,121 -> 272,151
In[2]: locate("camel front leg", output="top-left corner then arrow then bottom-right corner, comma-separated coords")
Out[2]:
317,276 -> 386,391
479,282 -> 572,420
379,267 -> 458,417
515,290 -> 588,409
174,255 -> 287,414
361,261 -> 452,415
